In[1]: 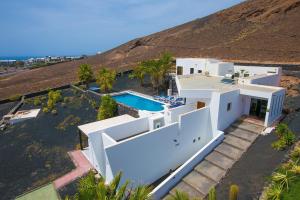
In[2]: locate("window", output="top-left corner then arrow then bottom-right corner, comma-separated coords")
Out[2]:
190,68 -> 194,74
177,66 -> 183,75
227,102 -> 232,111
198,70 -> 202,74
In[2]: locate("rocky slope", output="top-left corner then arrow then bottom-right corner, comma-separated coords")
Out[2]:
1,0 -> 300,99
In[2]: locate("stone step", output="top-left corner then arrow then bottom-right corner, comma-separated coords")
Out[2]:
169,181 -> 205,199
224,135 -> 251,151
215,143 -> 244,160
226,127 -> 259,142
232,121 -> 264,134
194,160 -> 226,182
205,151 -> 235,170
183,171 -> 216,196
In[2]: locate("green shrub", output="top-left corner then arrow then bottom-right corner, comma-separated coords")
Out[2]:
90,100 -> 98,109
266,183 -> 282,200
56,115 -> 81,131
271,171 -> 295,190
229,184 -> 239,200
33,97 -> 41,106
47,99 -> 55,110
9,94 -> 21,101
48,90 -> 62,103
41,96 -> 47,101
208,187 -> 216,200
290,147 -> 300,161
272,123 -> 296,151
283,130 -> 296,146
43,107 -> 49,113
272,139 -> 287,151
275,123 -> 289,138
97,95 -> 118,120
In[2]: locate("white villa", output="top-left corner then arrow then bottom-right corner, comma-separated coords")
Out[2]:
77,58 -> 285,198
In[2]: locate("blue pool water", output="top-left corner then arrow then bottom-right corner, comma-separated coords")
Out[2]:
112,93 -> 164,111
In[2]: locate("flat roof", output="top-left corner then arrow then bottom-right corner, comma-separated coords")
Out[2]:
78,114 -> 136,135
177,75 -> 236,92
177,74 -> 283,93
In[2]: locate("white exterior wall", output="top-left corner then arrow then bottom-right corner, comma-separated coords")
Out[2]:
176,58 -> 207,75
234,65 -> 281,76
176,58 -> 234,77
104,117 -> 149,141
249,74 -> 280,86
265,89 -> 286,126
218,63 -> 234,76
105,123 -> 180,186
104,107 -> 215,186
165,103 -> 196,123
210,90 -> 244,131
88,132 -> 106,175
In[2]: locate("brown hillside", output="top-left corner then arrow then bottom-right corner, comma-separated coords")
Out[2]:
1,0 -> 300,99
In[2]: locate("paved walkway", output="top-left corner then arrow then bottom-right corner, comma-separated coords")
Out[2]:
53,150 -> 93,189
216,112 -> 300,199
164,120 -> 264,199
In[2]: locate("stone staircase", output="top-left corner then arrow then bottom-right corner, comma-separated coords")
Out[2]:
164,120 -> 264,199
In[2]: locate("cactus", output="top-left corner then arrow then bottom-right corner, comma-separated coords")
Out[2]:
208,187 -> 216,200
229,184 -> 239,200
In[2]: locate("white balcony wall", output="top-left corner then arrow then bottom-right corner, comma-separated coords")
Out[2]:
165,103 -> 196,123
105,123 -> 180,186
104,108 -> 216,186
234,65 -> 281,77
178,108 -> 214,157
249,74 -> 280,86
88,132 -> 106,175
178,89 -> 215,99
217,63 -> 234,76
104,117 -> 149,141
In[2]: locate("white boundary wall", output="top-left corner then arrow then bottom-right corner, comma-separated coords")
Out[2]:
104,117 -> 149,141
103,107 -> 216,186
176,58 -> 234,76
150,131 -> 224,199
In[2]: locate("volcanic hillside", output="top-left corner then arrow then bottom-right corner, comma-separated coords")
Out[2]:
1,0 -> 300,99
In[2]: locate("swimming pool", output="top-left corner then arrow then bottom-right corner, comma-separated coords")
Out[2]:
112,93 -> 164,112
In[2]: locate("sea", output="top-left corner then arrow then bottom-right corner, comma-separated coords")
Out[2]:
0,56 -> 42,61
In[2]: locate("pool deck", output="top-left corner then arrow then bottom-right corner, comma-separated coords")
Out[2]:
53,150 -> 93,189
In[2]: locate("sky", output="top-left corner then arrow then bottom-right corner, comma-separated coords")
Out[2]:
0,0 -> 243,57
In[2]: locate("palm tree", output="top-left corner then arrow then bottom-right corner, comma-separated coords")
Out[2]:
78,64 -> 94,87
96,68 -> 116,93
129,64 -> 147,86
67,171 -> 152,200
144,59 -> 163,90
159,52 -> 173,79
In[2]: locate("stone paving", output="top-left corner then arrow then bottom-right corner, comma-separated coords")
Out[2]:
165,120 -> 263,199
53,151 -> 93,189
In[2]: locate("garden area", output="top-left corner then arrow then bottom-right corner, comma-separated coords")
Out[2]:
0,52 -> 175,199
0,62 -> 171,199
0,88 -> 98,199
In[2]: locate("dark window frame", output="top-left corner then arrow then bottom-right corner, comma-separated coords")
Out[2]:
190,68 -> 194,74
227,102 -> 232,111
